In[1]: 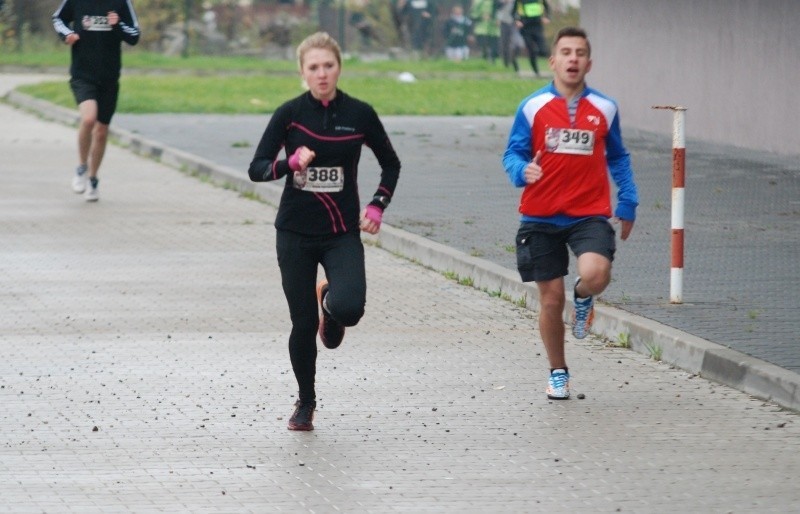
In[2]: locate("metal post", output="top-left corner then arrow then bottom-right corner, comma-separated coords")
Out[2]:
652,105 -> 687,304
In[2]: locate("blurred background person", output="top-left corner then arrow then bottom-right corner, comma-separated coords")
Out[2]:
403,0 -> 437,56
470,0 -> 499,63
515,0 -> 551,77
443,4 -> 472,61
497,0 -> 521,72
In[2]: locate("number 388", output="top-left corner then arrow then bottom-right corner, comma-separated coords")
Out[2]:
308,167 -> 340,182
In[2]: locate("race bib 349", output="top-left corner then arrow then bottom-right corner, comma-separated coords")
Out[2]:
545,128 -> 595,155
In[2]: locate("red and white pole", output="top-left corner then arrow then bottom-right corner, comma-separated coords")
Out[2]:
652,105 -> 687,304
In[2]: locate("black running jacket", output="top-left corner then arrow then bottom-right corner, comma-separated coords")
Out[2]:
52,0 -> 140,84
248,90 -> 401,236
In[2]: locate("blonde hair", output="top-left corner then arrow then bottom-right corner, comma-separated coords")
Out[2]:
296,32 -> 342,70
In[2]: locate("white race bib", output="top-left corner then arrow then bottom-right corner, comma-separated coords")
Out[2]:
545,128 -> 595,155
292,167 -> 344,193
82,15 -> 112,31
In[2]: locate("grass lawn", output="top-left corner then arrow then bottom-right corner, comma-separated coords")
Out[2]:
5,50 -> 549,116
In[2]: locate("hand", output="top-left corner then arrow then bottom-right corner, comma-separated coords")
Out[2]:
107,11 -> 119,26
360,205 -> 383,234
613,218 -> 635,241
524,150 -> 544,184
65,33 -> 80,45
288,146 -> 315,171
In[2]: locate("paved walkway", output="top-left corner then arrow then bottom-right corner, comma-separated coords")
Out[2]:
2,74 -> 800,511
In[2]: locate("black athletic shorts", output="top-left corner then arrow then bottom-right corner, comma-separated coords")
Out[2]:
69,77 -> 120,125
516,217 -> 616,283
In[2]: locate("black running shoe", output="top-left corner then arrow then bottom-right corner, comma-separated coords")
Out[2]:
287,400 -> 316,431
316,280 -> 345,349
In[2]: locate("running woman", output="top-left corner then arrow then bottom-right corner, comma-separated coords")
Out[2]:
52,0 -> 140,202
502,27 -> 639,400
248,32 -> 401,431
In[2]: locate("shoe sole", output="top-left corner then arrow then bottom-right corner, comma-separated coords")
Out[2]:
287,423 -> 314,431
547,394 -> 570,400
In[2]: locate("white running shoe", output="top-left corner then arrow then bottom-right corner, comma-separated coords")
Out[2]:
546,369 -> 571,400
72,167 -> 88,194
84,184 -> 99,202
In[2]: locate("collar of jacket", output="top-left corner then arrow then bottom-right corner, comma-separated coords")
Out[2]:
305,89 -> 344,109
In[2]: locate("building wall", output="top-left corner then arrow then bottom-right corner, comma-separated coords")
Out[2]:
580,0 -> 799,156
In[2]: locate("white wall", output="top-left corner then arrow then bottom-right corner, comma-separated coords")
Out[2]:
581,0 -> 799,156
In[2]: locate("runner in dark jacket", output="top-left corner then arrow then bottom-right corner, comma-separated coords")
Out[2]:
248,32 -> 401,431
53,0 -> 140,201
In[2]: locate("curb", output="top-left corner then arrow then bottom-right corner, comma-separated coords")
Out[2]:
6,89 -> 799,413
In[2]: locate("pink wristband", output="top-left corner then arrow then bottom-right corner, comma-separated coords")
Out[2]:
288,148 -> 302,171
365,205 -> 383,227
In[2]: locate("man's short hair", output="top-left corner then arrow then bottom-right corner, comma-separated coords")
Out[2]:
552,27 -> 591,57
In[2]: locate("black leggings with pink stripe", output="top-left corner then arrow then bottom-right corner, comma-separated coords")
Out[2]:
276,229 -> 366,403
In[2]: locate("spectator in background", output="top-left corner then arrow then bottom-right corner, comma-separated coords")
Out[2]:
350,10 -> 379,50
515,0 -> 550,77
403,0 -> 436,55
391,0 -> 408,47
470,0 -> 499,63
497,0 -> 520,72
443,4 -> 472,61
515,0 -> 551,77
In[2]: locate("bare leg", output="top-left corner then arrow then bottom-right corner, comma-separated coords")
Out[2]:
88,122 -> 109,179
537,276 -> 567,369
77,100 -> 97,168
575,252 -> 612,297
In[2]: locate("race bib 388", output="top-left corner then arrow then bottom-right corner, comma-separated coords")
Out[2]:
292,166 -> 345,193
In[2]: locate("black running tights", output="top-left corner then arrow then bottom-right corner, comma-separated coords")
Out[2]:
276,229 -> 367,403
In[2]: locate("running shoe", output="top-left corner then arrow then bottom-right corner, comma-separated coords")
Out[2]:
84,183 -> 99,202
287,400 -> 316,431
571,278 -> 594,339
72,164 -> 87,194
316,279 -> 344,349
546,369 -> 571,400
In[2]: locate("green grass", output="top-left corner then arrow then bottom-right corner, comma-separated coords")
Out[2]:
0,49 -> 296,72
8,50 -> 547,116
608,332 -> 631,349
0,48 -> 545,75
644,341 -> 663,361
